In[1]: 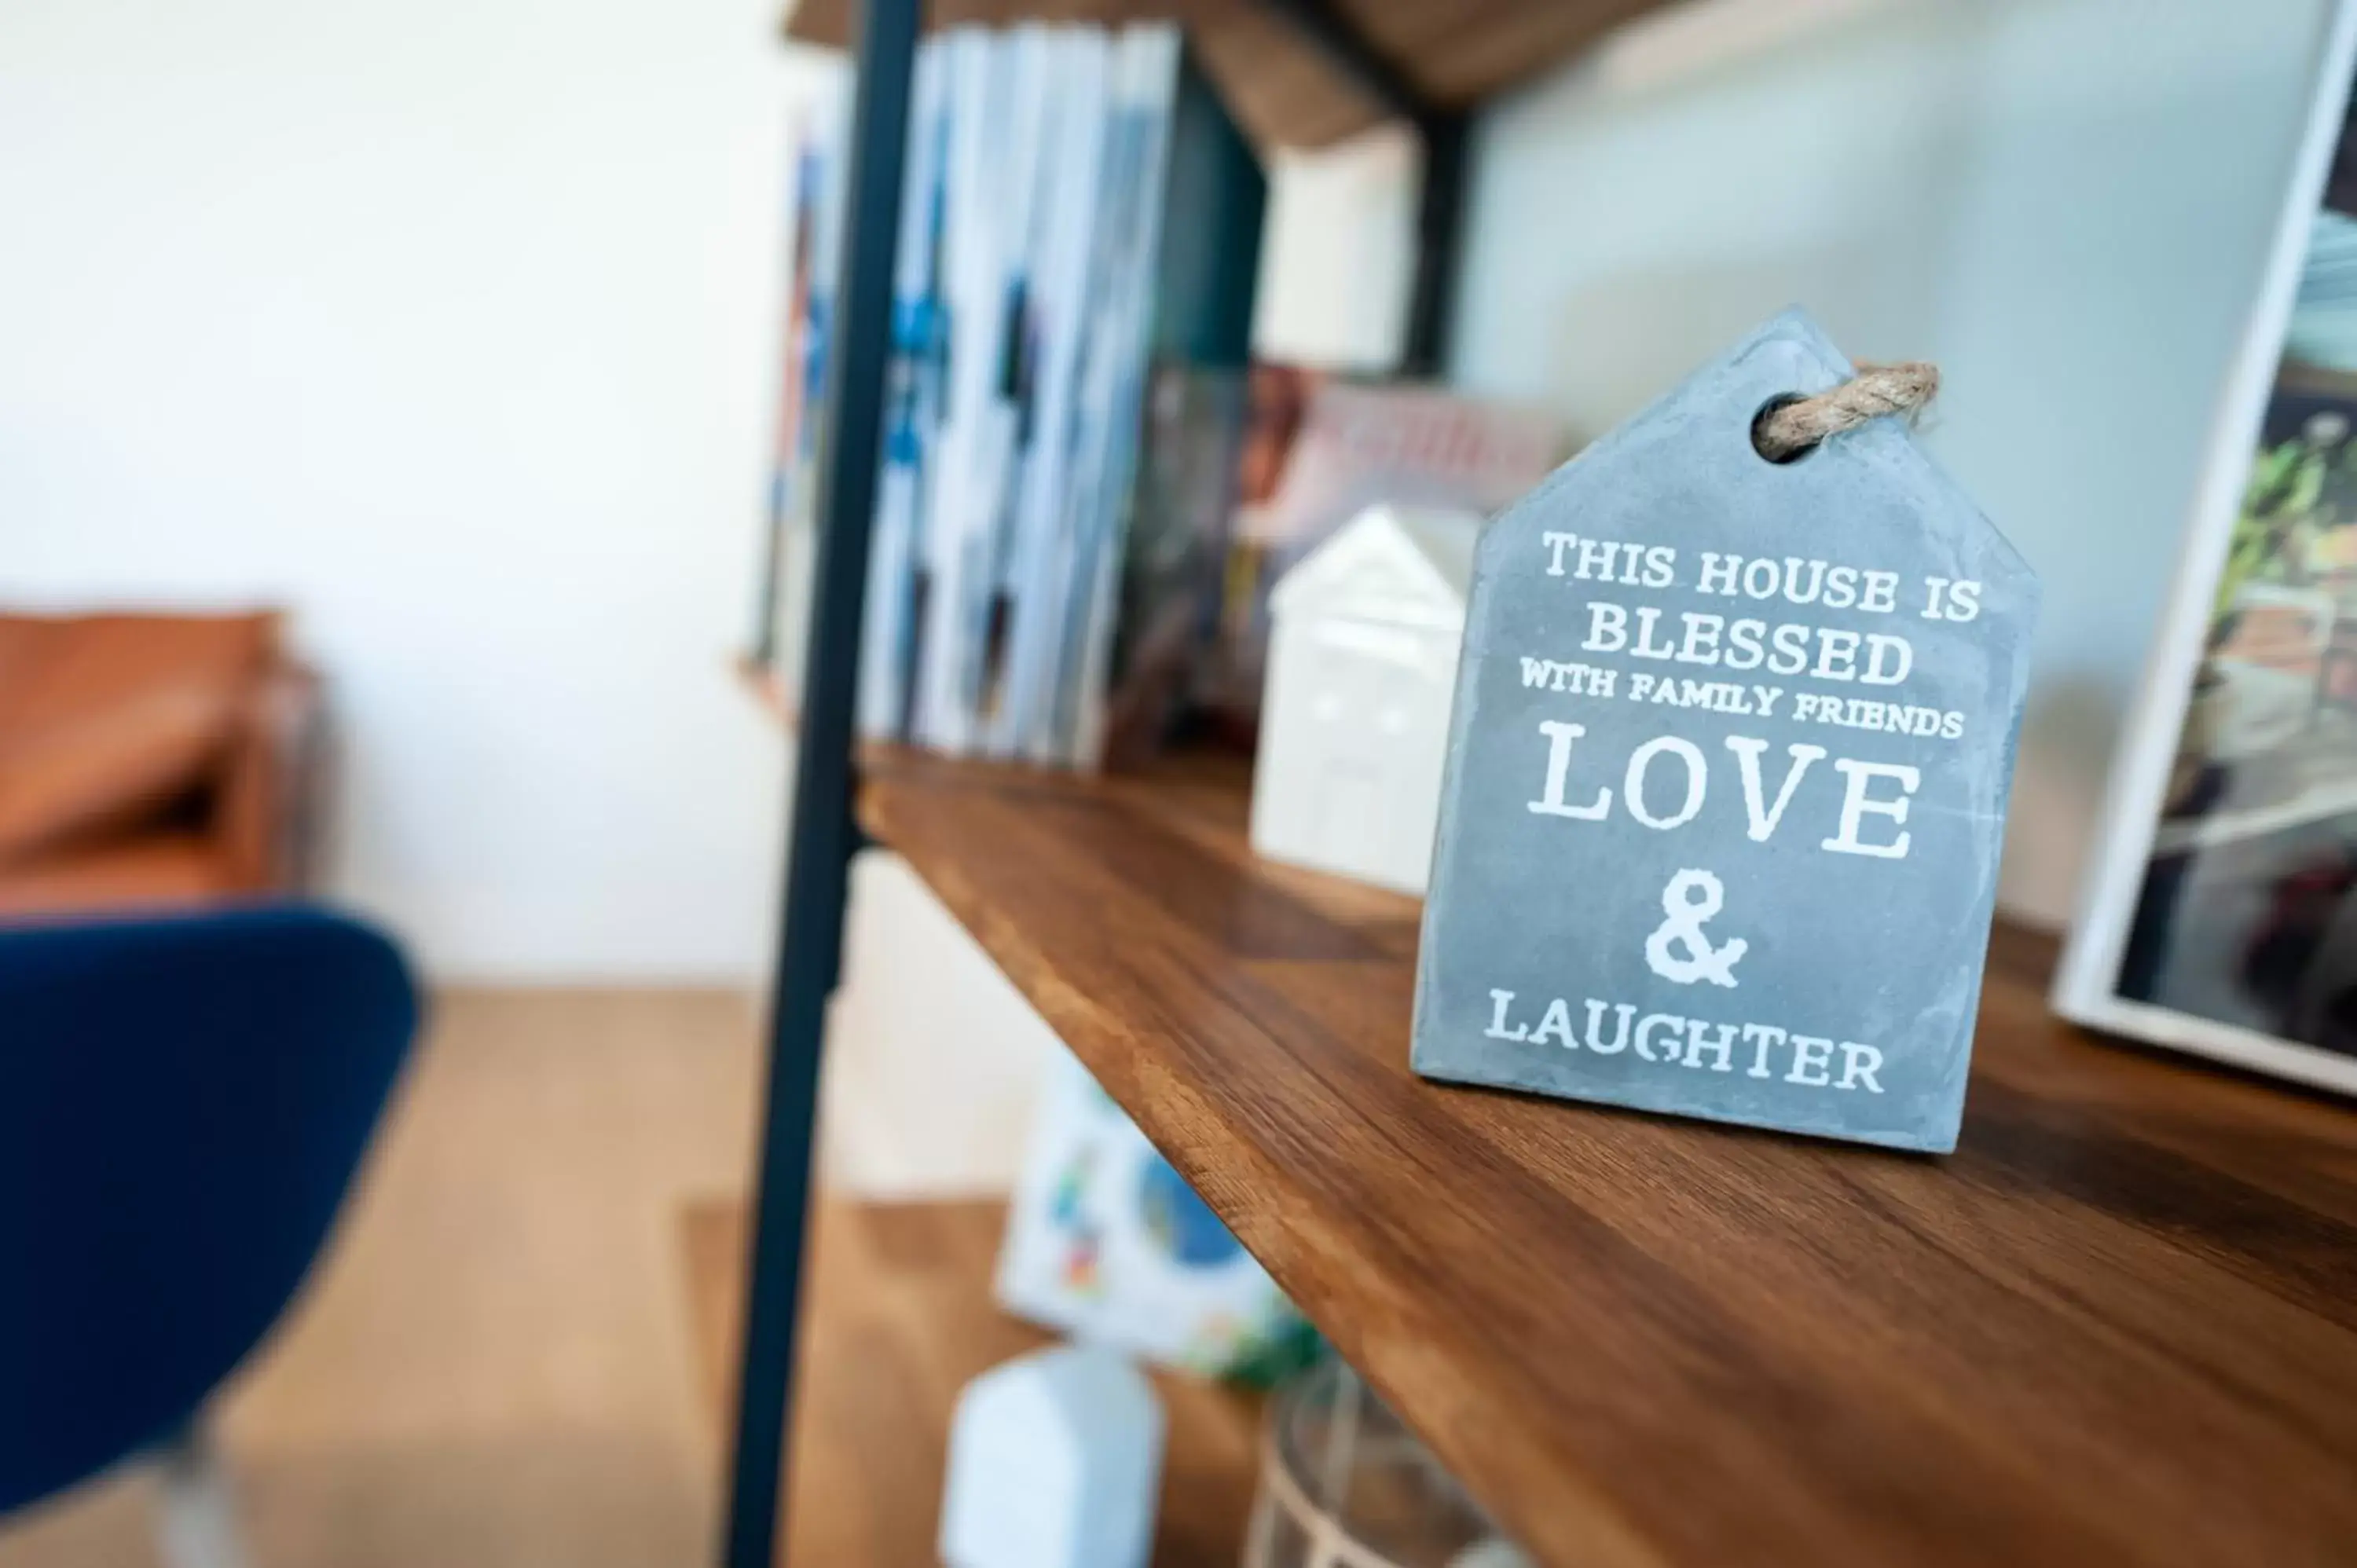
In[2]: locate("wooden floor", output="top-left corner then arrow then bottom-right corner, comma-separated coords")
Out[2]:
0,989 -> 764,1568
681,1197 -> 1263,1567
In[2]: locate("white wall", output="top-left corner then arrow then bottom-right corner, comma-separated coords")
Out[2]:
0,0 -> 839,979
819,851 -> 1058,1194
1445,0 -> 2334,925
1255,123 -> 1420,372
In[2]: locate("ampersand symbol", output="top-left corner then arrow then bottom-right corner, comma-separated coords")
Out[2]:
1644,868 -> 1747,988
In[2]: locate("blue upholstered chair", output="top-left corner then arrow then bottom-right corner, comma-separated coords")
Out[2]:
0,905 -> 419,1564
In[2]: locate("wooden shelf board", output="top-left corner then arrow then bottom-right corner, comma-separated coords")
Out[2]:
682,1195 -> 1265,1565
855,746 -> 2357,1568
780,0 -> 1677,149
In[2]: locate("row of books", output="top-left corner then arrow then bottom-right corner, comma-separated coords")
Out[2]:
751,22 -> 1265,768
748,24 -> 1564,770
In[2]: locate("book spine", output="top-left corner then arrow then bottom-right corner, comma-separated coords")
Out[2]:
995,29 -> 1109,762
856,40 -> 946,742
1036,28 -> 1146,765
970,24 -> 1053,753
1067,25 -> 1183,770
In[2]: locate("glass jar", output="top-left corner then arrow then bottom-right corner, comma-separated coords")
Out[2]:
1242,1357 -> 1530,1568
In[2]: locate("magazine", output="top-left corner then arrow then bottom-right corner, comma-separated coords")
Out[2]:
1034,28 -> 1164,765
749,82 -> 847,691
855,42 -> 948,742
911,27 -> 1006,755
2055,0 -> 2357,1094
1094,365 -> 1252,771
968,25 -> 1054,751
772,23 -> 1263,771
1195,378 -> 1564,742
1062,25 -> 1185,769
987,28 -> 1112,760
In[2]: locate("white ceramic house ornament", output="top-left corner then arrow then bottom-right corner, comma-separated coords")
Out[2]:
1251,504 -> 1482,894
1413,310 -> 2037,1153
937,1343 -> 1165,1568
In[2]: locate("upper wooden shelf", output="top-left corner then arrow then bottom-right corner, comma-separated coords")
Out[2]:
854,745 -> 2357,1568
782,0 -> 1673,148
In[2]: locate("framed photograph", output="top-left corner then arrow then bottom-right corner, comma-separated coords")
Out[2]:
2057,0 -> 2357,1092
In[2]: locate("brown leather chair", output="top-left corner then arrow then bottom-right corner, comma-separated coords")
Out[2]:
0,611 -> 321,918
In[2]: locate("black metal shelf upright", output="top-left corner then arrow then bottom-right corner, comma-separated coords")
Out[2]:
720,2 -> 1466,1561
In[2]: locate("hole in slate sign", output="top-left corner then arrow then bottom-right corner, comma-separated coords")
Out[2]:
1750,393 -> 1816,465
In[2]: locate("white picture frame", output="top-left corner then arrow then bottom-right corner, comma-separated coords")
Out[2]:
2055,0 -> 2357,1094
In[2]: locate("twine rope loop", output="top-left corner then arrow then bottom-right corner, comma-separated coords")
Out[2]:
1754,361 -> 1940,461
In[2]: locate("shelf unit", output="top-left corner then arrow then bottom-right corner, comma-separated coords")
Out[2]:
725,2 -> 1685,1563
723,4 -> 2357,1566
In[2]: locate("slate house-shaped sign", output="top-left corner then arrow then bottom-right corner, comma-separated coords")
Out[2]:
1250,504 -> 1479,895
1411,311 -> 2038,1152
